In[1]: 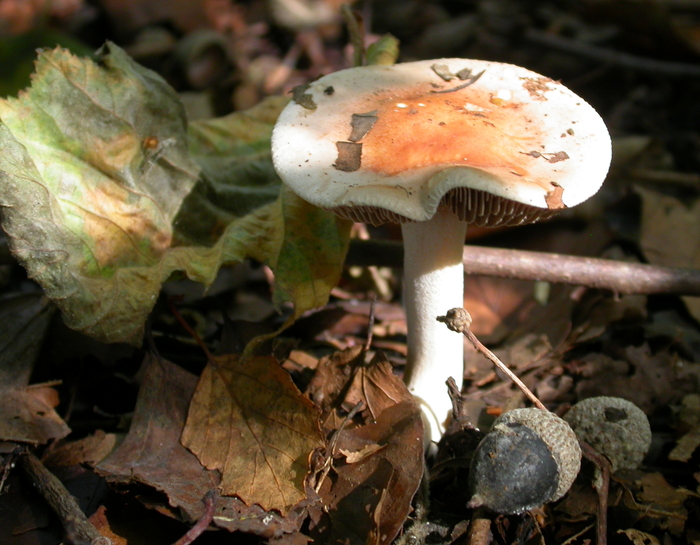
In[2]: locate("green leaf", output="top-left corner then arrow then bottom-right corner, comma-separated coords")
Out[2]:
270,188 -> 352,317
0,44 -> 350,344
366,34 -> 400,66
176,96 -> 290,246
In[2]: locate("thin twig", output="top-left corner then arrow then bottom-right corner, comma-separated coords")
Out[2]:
524,28 -> 700,78
19,449 -> 112,545
363,296 -> 377,353
346,239 -> 700,295
314,401 -> 364,493
167,297 -> 214,361
579,441 -> 612,545
172,491 -> 217,545
437,308 -> 546,410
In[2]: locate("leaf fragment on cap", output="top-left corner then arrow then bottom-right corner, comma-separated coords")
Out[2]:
334,142 -> 363,172
545,182 -> 566,209
348,111 -> 379,142
291,83 -> 317,110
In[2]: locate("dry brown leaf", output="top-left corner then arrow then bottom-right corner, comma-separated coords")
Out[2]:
356,354 -> 416,419
463,275 -> 538,341
629,472 -> 697,536
307,345 -> 365,422
669,394 -> 700,462
339,443 -> 385,464
97,354 -> 312,538
636,186 -> 700,321
182,354 -> 324,515
0,387 -> 70,445
306,349 -> 423,545
97,355 -> 218,521
574,344 -> 695,414
43,430 -> 117,467
310,401 -> 423,545
617,528 -> 661,545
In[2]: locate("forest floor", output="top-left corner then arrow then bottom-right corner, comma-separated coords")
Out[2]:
1,1 -> 700,544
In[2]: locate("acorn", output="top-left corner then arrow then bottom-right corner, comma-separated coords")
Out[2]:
564,396 -> 651,473
468,408 -> 581,514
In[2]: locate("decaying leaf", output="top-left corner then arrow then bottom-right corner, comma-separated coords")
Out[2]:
0,386 -> 70,445
617,528 -> 660,545
176,95 -> 290,246
0,294 -> 67,445
623,471 -> 697,536
636,185 -> 700,321
182,354 -> 324,515
97,354 -> 315,537
310,401 -> 423,545
669,394 -> 700,462
97,354 -> 217,521
43,430 -> 117,467
306,349 -> 424,545
0,44 -> 351,345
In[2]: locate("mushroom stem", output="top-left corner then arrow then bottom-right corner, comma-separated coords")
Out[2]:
401,207 -> 467,445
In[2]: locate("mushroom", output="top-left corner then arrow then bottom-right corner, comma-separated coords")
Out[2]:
271,59 -> 611,444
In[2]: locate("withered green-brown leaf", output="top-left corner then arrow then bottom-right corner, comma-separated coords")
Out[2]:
182,354 -> 324,514
0,44 -> 351,345
176,96 -> 289,246
0,43 -> 198,343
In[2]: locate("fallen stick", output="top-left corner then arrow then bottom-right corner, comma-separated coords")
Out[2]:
19,449 -> 111,545
346,239 -> 700,296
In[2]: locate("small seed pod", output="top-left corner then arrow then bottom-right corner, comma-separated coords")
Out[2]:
468,408 -> 582,514
564,396 -> 651,473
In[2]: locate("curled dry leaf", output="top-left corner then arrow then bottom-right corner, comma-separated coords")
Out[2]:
0,387 -> 70,445
310,400 -> 423,545
182,354 -> 325,515
306,349 -> 424,545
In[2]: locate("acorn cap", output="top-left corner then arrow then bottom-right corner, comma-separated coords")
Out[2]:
468,408 -> 582,514
564,396 -> 651,472
271,58 -> 611,226
494,408 -> 581,501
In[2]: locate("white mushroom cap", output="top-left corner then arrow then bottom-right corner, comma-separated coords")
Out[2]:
272,58 -> 611,225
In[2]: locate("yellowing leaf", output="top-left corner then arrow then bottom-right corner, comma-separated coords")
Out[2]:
268,187 -> 352,318
182,354 -> 324,514
0,43 -> 198,342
